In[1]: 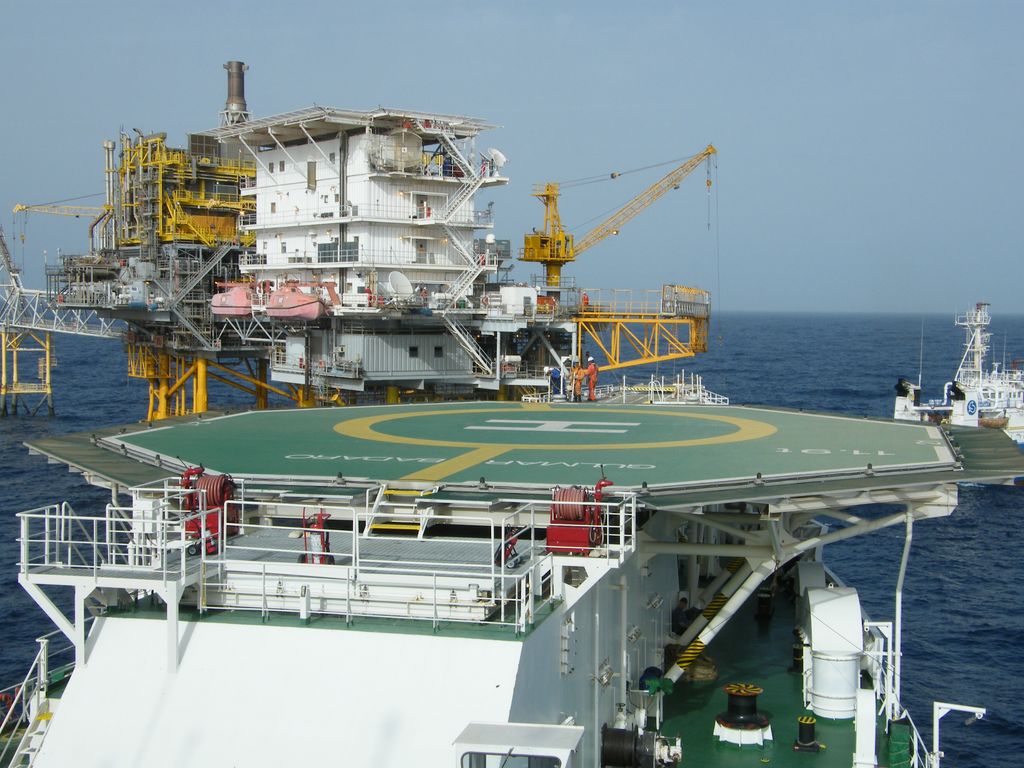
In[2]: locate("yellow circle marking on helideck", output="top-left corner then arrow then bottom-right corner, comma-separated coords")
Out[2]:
333,406 -> 777,451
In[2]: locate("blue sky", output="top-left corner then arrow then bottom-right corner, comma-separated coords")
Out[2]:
1,0 -> 1020,313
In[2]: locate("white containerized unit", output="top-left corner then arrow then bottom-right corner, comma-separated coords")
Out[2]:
803,587 -> 863,719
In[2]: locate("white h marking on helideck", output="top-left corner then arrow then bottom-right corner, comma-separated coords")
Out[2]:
464,419 -> 641,434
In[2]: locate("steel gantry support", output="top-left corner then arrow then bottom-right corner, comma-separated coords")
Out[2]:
642,482 -> 958,683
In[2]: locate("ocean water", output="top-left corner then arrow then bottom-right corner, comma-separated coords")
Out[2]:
1,311 -> 1021,767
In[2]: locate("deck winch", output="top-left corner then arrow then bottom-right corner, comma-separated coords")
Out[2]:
600,724 -> 681,767
713,682 -> 773,746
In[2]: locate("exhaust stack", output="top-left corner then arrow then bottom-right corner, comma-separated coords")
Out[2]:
221,61 -> 249,125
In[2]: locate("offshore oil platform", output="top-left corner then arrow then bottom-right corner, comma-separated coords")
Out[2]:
0,62 -> 714,420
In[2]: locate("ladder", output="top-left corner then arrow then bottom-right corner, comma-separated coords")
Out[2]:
442,313 -> 493,377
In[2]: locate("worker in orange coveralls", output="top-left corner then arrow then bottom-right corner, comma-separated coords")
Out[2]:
571,361 -> 584,402
586,357 -> 598,401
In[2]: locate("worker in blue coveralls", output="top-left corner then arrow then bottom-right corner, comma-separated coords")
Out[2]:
550,365 -> 562,399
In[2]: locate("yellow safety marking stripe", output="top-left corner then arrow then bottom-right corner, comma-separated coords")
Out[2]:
702,594 -> 728,619
399,445 -> 512,483
674,638 -> 706,670
36,712 -> 53,721
798,716 -> 817,724
334,405 -> 777,453
370,523 -> 421,531
724,682 -> 763,696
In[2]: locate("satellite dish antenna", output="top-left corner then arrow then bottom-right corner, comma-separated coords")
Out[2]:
485,148 -> 508,168
387,270 -> 414,299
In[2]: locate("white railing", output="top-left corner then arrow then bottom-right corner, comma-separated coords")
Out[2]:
18,497 -> 217,583
0,628 -> 80,766
17,484 -> 637,633
240,201 -> 487,231
199,500 -> 554,632
240,246 -> 468,271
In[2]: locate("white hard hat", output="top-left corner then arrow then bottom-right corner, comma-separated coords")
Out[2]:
588,357 -> 594,362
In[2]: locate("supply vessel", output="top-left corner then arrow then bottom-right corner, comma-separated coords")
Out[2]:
4,394 -> 1023,766
895,302 -> 1024,445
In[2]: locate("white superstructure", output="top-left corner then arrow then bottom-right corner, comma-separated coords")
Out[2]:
895,302 -> 1024,444
218,107 -> 504,304
201,107 -> 578,396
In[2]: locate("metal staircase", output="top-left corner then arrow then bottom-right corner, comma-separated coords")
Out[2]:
417,120 -> 476,178
442,313 -> 493,377
409,122 -> 498,379
172,242 -> 236,302
442,225 -> 486,304
441,175 -> 486,222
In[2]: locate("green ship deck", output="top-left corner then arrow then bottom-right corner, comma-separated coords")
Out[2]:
662,591 -> 896,767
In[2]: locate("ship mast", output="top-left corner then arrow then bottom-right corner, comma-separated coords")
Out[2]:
955,302 -> 991,387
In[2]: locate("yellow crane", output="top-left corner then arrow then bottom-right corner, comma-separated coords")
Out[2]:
521,144 -> 717,287
13,202 -> 113,249
12,203 -> 107,218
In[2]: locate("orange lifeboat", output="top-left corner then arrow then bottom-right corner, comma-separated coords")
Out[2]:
267,284 -> 326,320
211,284 -> 254,317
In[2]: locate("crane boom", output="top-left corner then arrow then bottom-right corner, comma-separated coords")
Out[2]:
573,144 -> 716,256
520,145 -> 716,288
13,203 -> 107,218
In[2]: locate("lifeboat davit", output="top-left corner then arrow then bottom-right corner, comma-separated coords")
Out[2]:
211,285 -> 254,317
267,284 -> 326,320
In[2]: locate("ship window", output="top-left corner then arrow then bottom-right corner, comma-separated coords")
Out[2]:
270,202 -> 277,214
460,754 -> 560,768
307,161 -> 317,190
434,346 -> 443,358
281,241 -> 287,254
279,160 -> 285,172
329,152 -> 336,164
409,346 -> 419,358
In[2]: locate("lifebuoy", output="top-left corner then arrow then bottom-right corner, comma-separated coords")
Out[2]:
480,295 -> 489,308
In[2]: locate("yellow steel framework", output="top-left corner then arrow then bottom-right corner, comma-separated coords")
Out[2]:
126,342 -> 314,421
575,285 -> 710,371
118,134 -> 256,249
1,329 -> 54,416
522,145 -> 717,287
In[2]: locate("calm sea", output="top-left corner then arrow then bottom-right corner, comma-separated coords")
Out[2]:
1,311 -> 1021,767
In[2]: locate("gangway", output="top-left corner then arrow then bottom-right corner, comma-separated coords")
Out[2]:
0,226 -> 120,415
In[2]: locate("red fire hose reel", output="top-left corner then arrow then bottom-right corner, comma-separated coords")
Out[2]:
181,466 -> 236,556
546,473 -> 614,555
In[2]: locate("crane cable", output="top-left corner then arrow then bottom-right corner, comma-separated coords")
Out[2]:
557,152 -> 705,190
564,151 -> 714,234
714,154 -> 723,342
20,192 -> 104,207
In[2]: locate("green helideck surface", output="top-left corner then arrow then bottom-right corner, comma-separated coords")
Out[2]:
27,402 -> 1024,494
93,402 -> 955,488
